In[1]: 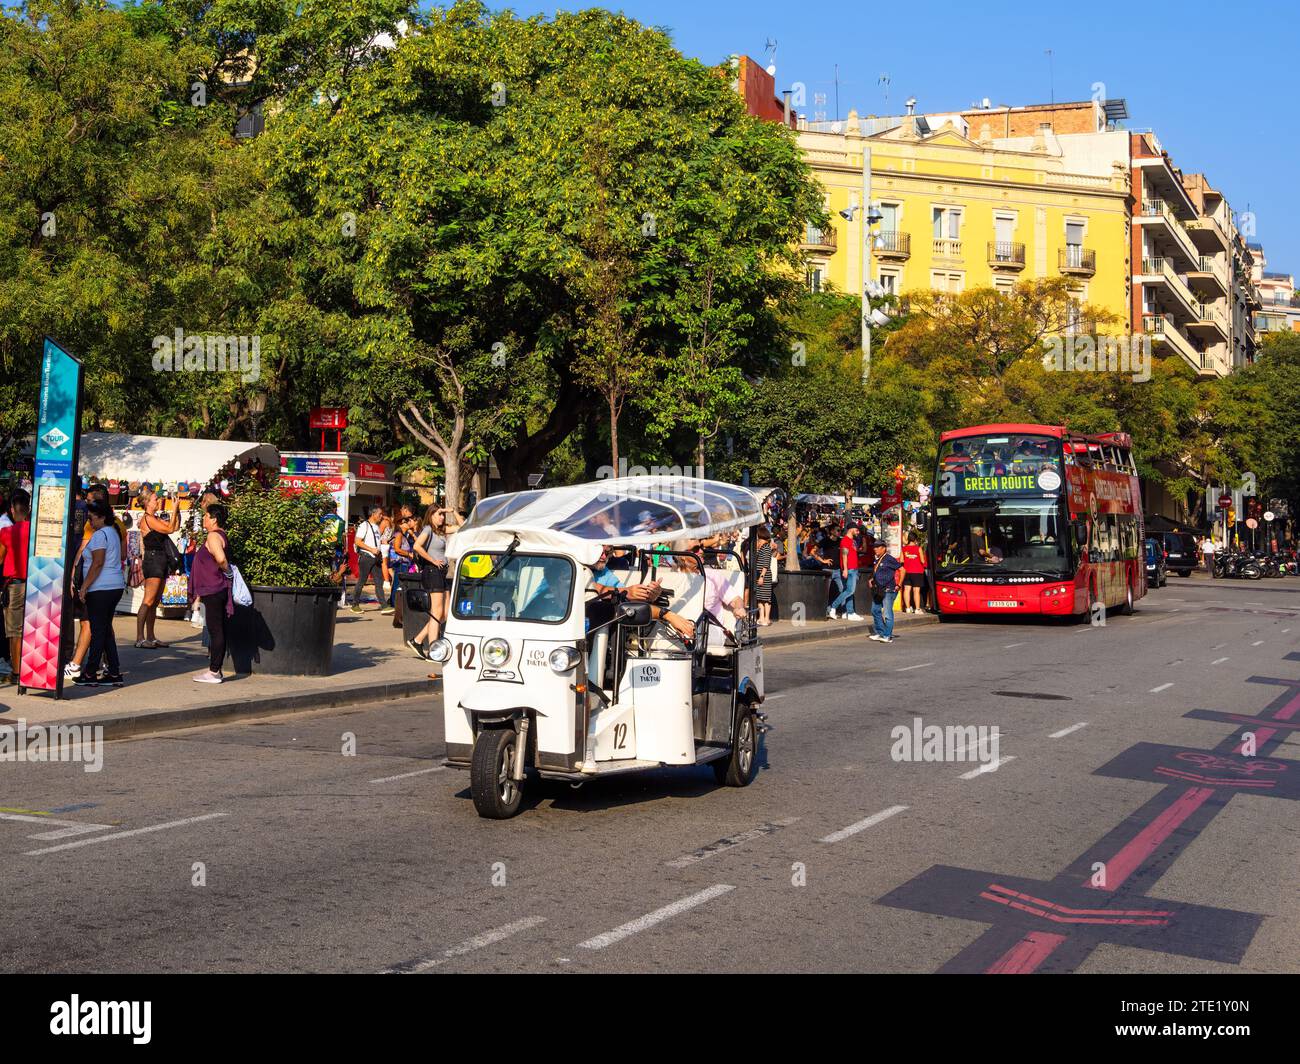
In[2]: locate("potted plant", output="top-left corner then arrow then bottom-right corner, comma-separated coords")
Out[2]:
225,482 -> 340,676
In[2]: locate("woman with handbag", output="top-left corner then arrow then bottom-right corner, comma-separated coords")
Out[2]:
190,504 -> 234,684
135,486 -> 181,649
407,506 -> 459,667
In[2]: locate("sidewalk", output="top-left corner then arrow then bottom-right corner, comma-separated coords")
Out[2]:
0,600 -> 931,739
0,601 -> 436,737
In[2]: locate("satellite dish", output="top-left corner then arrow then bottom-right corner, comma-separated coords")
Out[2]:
766,64 -> 777,76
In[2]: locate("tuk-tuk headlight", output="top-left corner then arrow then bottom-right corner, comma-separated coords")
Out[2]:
426,638 -> 452,664
482,637 -> 510,667
548,646 -> 580,673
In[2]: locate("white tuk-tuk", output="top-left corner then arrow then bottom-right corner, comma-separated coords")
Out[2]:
433,477 -> 769,818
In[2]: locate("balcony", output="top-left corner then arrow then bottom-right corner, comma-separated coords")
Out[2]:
1059,246 -> 1096,277
872,230 -> 911,260
1135,198 -> 1200,269
1187,215 -> 1230,251
1142,312 -> 1203,372
800,223 -> 837,254
1136,257 -> 1199,322
1186,254 -> 1229,298
1188,302 -> 1229,341
932,237 -> 963,260
987,241 -> 1026,270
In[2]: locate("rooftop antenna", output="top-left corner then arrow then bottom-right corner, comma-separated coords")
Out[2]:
834,63 -> 840,123
1045,48 -> 1054,106
879,72 -> 890,110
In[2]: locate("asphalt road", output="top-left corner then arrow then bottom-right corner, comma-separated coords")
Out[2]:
2,575 -> 1297,974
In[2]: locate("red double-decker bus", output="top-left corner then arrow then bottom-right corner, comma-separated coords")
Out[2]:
929,423 -> 1146,619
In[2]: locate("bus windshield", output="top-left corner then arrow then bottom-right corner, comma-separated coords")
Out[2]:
938,434 -> 1062,478
454,553 -> 575,624
933,499 -> 1070,577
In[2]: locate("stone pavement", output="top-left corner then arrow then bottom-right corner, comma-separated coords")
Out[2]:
0,596 -> 933,738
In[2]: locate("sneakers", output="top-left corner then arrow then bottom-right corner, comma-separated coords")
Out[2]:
879,636 -> 895,643
846,613 -> 864,621
193,670 -> 223,684
70,673 -> 100,687
405,638 -> 425,658
826,608 -> 838,620
64,662 -> 81,678
349,604 -> 363,614
103,673 -> 125,687
380,607 -> 395,616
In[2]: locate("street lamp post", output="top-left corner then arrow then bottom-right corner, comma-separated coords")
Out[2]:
839,145 -> 883,382
248,391 -> 267,440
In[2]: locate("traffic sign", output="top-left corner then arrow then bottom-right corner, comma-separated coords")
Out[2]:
1264,510 -> 1276,522
1245,518 -> 1258,530
1218,494 -> 1232,508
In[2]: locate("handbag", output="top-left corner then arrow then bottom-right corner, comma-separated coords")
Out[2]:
162,533 -> 183,574
229,565 -> 253,608
405,587 -> 431,614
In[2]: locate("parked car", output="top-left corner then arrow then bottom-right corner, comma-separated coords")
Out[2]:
1155,531 -> 1200,577
1144,536 -> 1168,588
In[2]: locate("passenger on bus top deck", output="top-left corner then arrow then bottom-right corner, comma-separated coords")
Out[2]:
943,442 -> 971,471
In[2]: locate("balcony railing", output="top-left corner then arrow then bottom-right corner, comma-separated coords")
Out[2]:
1137,198 -> 1199,266
932,237 -> 962,258
1143,312 -> 1203,369
1194,303 -> 1228,331
872,230 -> 910,258
987,241 -> 1026,269
1059,246 -> 1096,275
1139,257 -> 1198,319
800,224 -> 837,252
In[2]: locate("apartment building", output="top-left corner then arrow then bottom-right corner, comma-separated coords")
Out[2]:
792,106 -> 1131,326
1249,243 -> 1300,334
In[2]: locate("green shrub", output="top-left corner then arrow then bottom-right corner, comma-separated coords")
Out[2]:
226,481 -> 336,588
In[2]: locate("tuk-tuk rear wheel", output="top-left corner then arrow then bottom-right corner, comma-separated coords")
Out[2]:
713,709 -> 759,787
471,726 -> 524,819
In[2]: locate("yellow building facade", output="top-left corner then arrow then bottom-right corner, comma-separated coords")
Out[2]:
797,113 -> 1131,326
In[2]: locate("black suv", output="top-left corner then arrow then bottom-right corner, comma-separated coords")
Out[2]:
1156,531 -> 1200,577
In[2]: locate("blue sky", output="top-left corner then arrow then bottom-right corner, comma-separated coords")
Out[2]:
506,0 -> 1298,274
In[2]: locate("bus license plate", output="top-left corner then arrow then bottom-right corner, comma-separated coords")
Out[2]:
988,600 -> 1019,607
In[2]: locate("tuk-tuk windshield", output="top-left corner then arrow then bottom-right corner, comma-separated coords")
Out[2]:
454,552 -> 575,624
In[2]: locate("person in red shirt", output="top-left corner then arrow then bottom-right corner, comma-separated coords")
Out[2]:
900,531 -> 927,614
827,526 -> 863,620
0,489 -> 31,681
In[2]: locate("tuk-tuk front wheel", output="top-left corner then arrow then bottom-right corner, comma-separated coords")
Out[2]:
714,709 -> 759,787
471,726 -> 524,819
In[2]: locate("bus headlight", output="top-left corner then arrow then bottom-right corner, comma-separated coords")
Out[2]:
483,638 -> 510,667
548,646 -> 580,673
426,638 -> 452,663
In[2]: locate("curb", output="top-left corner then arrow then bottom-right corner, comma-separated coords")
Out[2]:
34,677 -> 438,742
763,614 -> 939,648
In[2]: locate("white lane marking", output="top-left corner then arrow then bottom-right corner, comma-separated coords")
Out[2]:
578,885 -> 734,950
1283,628 -> 1292,634
1049,722 -> 1089,739
1211,643 -> 1226,650
763,693 -> 786,701
1150,683 -> 1174,694
819,804 -> 908,844
24,813 -> 229,856
1212,657 -> 1229,665
959,756 -> 1016,780
1003,642 -> 1026,649
1252,641 -> 1264,646
0,812 -> 115,841
896,662 -> 934,672
666,818 -> 798,868
379,916 -> 547,973
369,765 -> 446,784
1170,608 -> 1181,613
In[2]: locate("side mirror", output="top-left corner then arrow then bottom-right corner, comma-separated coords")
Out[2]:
618,602 -> 652,626
1074,524 -> 1089,546
914,511 -> 927,532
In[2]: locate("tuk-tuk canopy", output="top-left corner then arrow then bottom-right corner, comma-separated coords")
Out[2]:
450,477 -> 764,566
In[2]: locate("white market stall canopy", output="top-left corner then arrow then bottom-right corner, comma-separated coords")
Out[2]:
78,433 -> 279,489
450,477 -> 763,566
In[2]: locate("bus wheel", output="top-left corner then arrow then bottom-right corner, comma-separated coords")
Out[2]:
714,709 -> 759,787
1119,583 -> 1134,615
471,726 -> 524,819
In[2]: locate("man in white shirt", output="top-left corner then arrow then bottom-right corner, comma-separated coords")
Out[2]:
349,506 -> 390,613
1200,536 -> 1216,573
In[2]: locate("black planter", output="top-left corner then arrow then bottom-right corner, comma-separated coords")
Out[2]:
227,585 -> 339,676
772,568 -> 832,623
399,572 -> 431,643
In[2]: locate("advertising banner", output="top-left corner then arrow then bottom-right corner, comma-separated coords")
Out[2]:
20,338 -> 84,695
